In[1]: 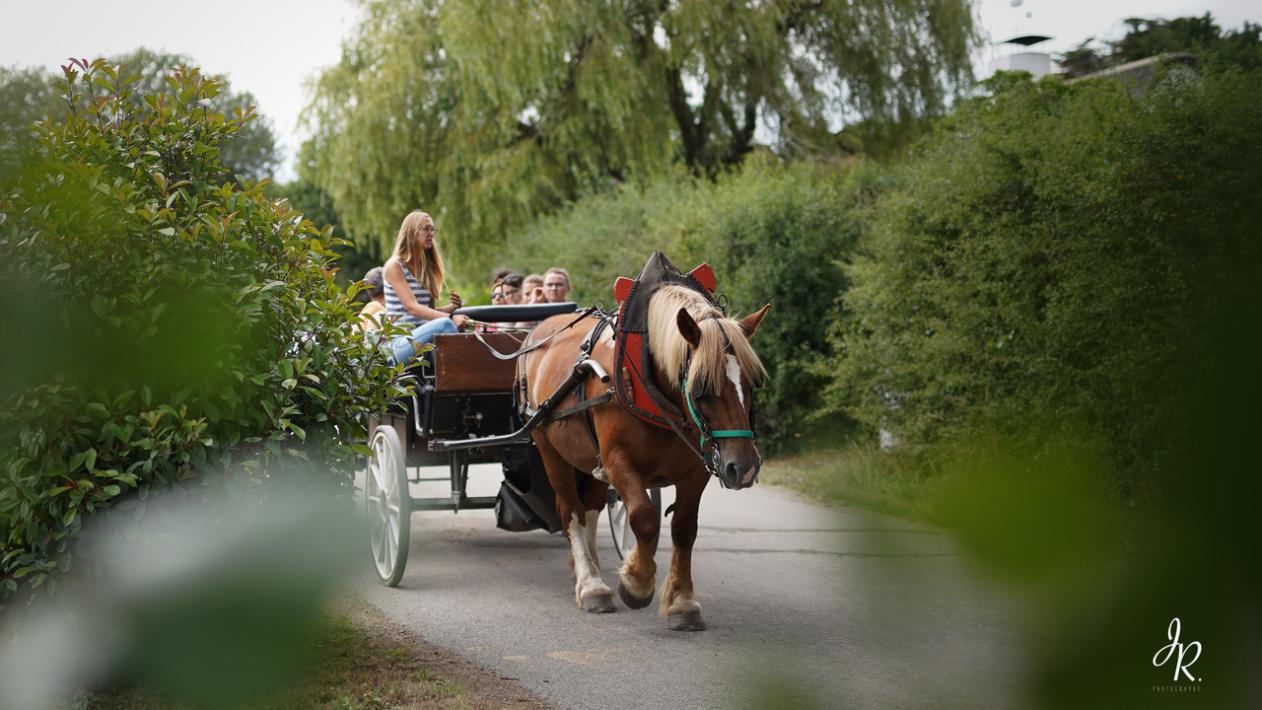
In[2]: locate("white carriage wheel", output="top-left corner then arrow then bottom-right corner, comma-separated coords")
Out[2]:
366,425 -> 411,586
607,488 -> 662,561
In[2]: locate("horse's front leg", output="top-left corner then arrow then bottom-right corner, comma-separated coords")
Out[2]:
605,452 -> 660,610
534,434 -> 615,613
660,472 -> 709,631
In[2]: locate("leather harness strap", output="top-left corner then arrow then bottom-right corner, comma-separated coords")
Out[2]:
572,315 -> 614,453
549,389 -> 613,422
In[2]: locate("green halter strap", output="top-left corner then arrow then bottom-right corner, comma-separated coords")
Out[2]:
680,366 -> 755,462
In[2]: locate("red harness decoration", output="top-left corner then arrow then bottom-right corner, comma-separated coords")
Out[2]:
612,258 -> 717,429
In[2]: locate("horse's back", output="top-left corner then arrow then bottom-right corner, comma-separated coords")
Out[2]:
522,314 -> 614,409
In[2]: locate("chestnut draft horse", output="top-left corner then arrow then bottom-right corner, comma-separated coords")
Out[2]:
520,285 -> 769,631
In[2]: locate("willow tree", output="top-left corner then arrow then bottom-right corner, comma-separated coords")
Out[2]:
303,0 -> 977,272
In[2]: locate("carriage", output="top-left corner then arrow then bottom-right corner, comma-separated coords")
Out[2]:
364,253 -> 767,631
363,301 -> 660,587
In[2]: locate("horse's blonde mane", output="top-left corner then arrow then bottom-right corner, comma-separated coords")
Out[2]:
647,285 -> 767,395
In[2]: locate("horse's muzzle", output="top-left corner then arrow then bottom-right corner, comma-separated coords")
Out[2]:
722,459 -> 760,490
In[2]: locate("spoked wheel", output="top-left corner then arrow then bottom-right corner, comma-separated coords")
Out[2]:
366,425 -> 411,587
607,487 -> 662,561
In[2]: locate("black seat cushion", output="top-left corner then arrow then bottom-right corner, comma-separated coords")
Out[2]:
453,302 -> 578,323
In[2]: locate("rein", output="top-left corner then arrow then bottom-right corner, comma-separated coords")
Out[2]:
473,306 -> 600,360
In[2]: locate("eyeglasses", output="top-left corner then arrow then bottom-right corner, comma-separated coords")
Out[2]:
419,225 -> 436,234
492,288 -> 520,301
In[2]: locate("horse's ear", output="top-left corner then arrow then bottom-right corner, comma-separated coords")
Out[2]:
739,304 -> 771,338
677,308 -> 702,348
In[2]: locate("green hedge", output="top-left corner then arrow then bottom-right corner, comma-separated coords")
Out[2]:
0,60 -> 401,601
827,69 -> 1262,496
504,157 -> 884,452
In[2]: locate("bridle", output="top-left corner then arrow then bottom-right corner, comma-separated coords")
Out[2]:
673,350 -> 757,483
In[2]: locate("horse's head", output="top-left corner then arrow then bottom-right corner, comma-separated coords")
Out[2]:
675,303 -> 771,490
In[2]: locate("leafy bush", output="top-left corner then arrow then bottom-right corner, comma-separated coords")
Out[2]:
505,157 -> 883,452
1,48 -> 281,183
827,69 -> 1262,496
0,60 -> 400,601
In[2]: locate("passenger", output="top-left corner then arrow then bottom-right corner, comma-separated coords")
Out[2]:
357,266 -> 387,333
523,274 -> 545,304
491,272 -> 524,305
383,210 -> 469,365
479,274 -> 523,333
542,267 -> 572,303
489,266 -> 512,292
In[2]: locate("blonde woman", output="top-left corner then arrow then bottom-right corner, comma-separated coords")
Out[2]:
382,210 -> 469,364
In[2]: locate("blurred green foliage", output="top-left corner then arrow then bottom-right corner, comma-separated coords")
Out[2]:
503,156 -> 883,453
827,68 -> 1262,501
301,0 -> 977,278
935,291 -> 1261,709
0,59 -> 402,603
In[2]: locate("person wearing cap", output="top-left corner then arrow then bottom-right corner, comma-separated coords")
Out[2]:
358,266 -> 387,333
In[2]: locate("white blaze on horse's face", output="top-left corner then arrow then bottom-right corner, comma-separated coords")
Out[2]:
725,354 -> 745,409
716,353 -> 760,489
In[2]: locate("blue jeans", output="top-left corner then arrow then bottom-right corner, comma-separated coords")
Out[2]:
389,317 -> 458,364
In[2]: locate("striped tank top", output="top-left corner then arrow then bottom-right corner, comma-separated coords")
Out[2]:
384,261 -> 433,327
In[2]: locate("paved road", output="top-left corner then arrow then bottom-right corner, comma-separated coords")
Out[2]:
354,464 -> 1032,709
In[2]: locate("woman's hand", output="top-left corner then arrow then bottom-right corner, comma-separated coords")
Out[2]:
448,291 -> 463,309
453,314 -> 471,331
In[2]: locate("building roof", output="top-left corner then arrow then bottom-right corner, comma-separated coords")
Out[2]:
1001,34 -> 1052,47
1067,52 -> 1199,85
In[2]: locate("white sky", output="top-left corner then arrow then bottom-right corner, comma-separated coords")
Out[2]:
1,1 -> 1257,181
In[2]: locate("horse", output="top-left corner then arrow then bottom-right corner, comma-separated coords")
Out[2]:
520,284 -> 770,631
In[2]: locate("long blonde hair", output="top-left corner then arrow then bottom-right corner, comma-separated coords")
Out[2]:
647,285 -> 766,395
390,210 -> 446,297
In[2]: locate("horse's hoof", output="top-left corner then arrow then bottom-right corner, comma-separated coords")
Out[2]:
616,580 -> 654,610
667,609 -> 706,631
581,592 -> 616,614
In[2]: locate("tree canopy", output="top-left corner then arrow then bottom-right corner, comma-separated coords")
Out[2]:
109,48 -> 282,181
302,0 -> 977,274
0,66 -> 63,179
1058,14 -> 1262,78
0,48 -> 280,182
